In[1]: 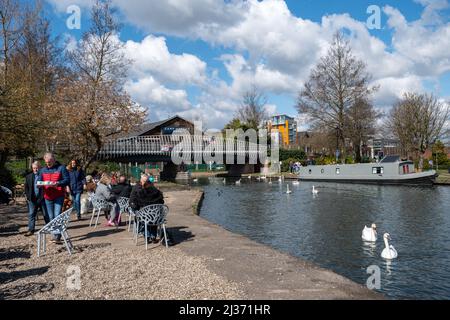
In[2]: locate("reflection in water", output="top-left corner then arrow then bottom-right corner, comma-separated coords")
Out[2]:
198,177 -> 450,299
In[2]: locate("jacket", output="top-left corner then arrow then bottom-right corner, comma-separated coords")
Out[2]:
25,172 -> 44,204
95,183 -> 115,202
37,163 -> 70,201
130,183 -> 164,211
68,166 -> 86,193
111,182 -> 132,199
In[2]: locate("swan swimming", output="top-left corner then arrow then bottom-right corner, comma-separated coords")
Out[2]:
292,181 -> 300,185
286,184 -> 292,194
223,178 -> 226,184
362,223 -> 377,242
381,233 -> 398,260
193,178 -> 198,183
312,186 -> 319,194
235,179 -> 241,185
278,176 -> 282,182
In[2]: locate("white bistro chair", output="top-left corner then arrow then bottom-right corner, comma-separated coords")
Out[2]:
134,204 -> 169,250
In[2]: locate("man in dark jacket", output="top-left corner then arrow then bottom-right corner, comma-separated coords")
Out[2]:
130,174 -> 165,243
111,175 -> 132,199
67,159 -> 86,220
24,161 -> 49,236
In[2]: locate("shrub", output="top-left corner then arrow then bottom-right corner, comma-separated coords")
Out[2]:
279,149 -> 306,162
0,166 -> 16,188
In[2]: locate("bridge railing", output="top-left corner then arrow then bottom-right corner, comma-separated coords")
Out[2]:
98,134 -> 262,160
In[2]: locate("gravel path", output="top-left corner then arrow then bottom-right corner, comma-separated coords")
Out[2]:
0,203 -> 243,300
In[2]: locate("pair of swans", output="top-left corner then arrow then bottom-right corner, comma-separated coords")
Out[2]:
362,224 -> 398,259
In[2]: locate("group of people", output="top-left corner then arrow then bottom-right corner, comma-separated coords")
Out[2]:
289,161 -> 302,173
24,152 -> 171,245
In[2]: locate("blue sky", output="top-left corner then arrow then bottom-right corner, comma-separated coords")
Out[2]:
44,0 -> 450,130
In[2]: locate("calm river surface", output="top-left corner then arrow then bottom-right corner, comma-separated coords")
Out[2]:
194,177 -> 450,299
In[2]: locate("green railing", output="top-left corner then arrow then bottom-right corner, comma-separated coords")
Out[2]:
186,164 -> 225,172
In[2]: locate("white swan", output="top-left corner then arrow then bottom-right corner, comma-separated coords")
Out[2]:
312,186 -> 319,194
286,184 -> 292,194
381,233 -> 398,260
362,223 -> 377,242
278,176 -> 282,182
223,178 -> 226,184
248,175 -> 252,179
268,178 -> 272,184
193,178 -> 198,183
292,181 -> 300,185
261,175 -> 267,180
235,179 -> 241,185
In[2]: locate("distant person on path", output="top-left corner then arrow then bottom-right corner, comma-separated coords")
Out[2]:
130,174 -> 167,244
95,173 -> 119,227
37,152 -> 70,244
24,161 -> 49,236
67,159 -> 86,220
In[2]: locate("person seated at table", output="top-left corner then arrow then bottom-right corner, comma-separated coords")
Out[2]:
95,173 -> 119,227
111,175 -> 132,199
130,174 -> 165,244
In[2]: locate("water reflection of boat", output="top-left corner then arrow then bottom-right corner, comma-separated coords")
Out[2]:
299,155 -> 436,186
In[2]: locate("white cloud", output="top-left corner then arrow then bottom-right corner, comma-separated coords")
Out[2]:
124,35 -> 207,86
47,0 -> 450,129
125,77 -> 192,115
372,76 -> 424,108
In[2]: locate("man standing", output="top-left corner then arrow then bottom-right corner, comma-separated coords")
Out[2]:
37,152 -> 70,244
24,161 -> 49,236
67,159 -> 86,220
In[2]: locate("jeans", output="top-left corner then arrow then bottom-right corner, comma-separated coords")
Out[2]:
27,200 -> 49,232
71,192 -> 82,217
137,221 -> 158,239
44,197 -> 64,240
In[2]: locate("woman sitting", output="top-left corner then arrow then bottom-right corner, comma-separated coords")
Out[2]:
95,173 -> 119,227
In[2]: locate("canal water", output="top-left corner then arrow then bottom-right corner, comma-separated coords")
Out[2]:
194,177 -> 450,299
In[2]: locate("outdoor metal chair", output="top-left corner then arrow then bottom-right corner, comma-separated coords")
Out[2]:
89,196 -> 113,228
117,197 -> 132,230
134,204 -> 169,250
36,208 -> 74,257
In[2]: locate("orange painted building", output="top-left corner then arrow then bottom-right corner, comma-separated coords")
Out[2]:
267,115 -> 298,146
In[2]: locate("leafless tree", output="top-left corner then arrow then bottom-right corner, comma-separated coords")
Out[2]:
0,1 -> 51,167
59,0 -> 146,168
237,85 -> 268,130
386,92 -> 450,168
345,98 -> 381,162
297,31 -> 378,162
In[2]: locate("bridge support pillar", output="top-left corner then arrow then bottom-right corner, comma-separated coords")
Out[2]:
227,164 -> 260,177
160,162 -> 178,181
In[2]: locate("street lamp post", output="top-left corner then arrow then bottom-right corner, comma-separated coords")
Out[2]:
335,126 -> 339,163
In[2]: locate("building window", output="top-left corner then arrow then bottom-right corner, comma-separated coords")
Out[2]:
336,168 -> 340,175
372,167 -> 383,174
